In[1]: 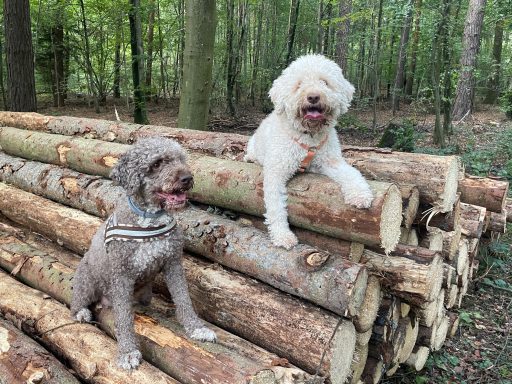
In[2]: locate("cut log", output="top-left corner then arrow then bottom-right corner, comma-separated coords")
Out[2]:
453,238 -> 469,275
458,175 -> 509,213
485,210 -> 507,234
419,228 -> 443,251
460,203 -> 486,238
342,146 -> 460,213
0,113 -> 462,215
445,284 -> 459,309
0,181 -> 368,318
441,228 -> 462,260
237,213 -> 364,262
0,271 -> 179,384
349,342 -> 369,384
353,275 -> 382,333
0,219 -> 356,382
444,264 -> 455,288
417,194 -> 461,231
506,198 -> 512,222
361,247 -> 443,306
405,345 -> 430,371
400,227 -> 419,246
395,312 -> 419,364
447,312 -> 460,338
0,317 -> 81,384
368,297 -> 400,364
0,128 -> 402,253
0,240 -> 316,384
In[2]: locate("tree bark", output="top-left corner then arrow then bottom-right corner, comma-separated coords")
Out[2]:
335,0 -> 352,71
3,0 -> 37,111
0,217 -> 357,383
451,0 -> 487,120
484,16 -> 504,104
177,0 -> 216,130
0,272 -> 179,384
0,112 -> 461,216
0,317 -> 80,384
458,175 -> 509,213
0,127 -> 403,253
391,1 -> 413,114
129,0 -> 149,124
0,177 -> 369,318
145,0 -> 156,101
0,240 -> 314,384
285,0 -> 301,66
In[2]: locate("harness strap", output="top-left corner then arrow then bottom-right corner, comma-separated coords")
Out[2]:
104,213 -> 177,244
294,134 -> 329,172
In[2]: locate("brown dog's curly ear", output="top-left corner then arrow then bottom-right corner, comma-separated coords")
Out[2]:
110,152 -> 144,196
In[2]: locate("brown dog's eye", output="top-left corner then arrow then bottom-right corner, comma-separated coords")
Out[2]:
150,159 -> 163,171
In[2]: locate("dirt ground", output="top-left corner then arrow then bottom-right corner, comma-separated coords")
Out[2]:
37,98 -> 512,384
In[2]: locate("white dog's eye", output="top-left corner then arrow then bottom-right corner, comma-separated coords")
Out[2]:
321,79 -> 329,87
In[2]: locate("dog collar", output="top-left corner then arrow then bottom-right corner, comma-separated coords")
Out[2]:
128,196 -> 165,219
293,134 -> 329,172
104,212 -> 177,244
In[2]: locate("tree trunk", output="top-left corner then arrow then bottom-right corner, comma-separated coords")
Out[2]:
391,0 -> 414,114
0,236 -> 316,384
335,0 -> 352,71
484,16 -> 504,104
145,0 -> 156,101
129,0 -> 149,124
451,0 -> 487,120
0,113 -> 462,214
51,5 -> 65,108
0,214 -> 357,383
3,0 -> 37,111
78,0 -> 99,113
0,176 -> 370,319
0,317 -> 81,384
0,272 -> 178,384
177,0 -> 216,130
0,37 -> 7,110
285,0 -> 301,66
113,17 -> 122,99
458,175 -> 509,213
405,0 -> 422,97
0,127 -> 403,253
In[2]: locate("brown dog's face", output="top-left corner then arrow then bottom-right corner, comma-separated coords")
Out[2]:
143,155 -> 193,212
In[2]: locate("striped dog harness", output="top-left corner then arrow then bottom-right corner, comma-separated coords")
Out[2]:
104,207 -> 177,245
293,134 -> 329,172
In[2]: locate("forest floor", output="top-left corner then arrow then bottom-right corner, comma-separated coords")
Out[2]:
37,97 -> 512,384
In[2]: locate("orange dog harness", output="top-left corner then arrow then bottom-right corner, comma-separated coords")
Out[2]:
293,135 -> 329,172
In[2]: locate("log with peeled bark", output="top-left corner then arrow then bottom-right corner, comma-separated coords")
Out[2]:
0,112 -> 462,215
0,272 -> 179,384
361,248 -> 443,306
0,240 -> 318,384
460,203 -> 486,238
0,181 -> 368,318
0,317 -> 81,384
484,210 -> 508,234
0,224 -> 354,383
458,175 -> 509,213
0,127 -> 402,253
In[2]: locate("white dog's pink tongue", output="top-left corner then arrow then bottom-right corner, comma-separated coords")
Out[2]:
305,110 -> 324,120
157,192 -> 187,204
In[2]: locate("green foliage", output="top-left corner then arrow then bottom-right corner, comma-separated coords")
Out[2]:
378,120 -> 416,152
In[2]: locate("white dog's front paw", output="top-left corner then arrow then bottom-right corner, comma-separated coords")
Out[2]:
270,229 -> 298,250
74,308 -> 93,323
117,349 -> 142,370
190,327 -> 217,343
345,191 -> 374,209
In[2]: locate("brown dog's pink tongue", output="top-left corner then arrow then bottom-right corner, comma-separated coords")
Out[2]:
157,192 -> 187,203
304,111 -> 324,120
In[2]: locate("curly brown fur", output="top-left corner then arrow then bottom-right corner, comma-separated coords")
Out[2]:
71,137 -> 216,370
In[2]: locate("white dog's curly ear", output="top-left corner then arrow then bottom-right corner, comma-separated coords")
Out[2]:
338,77 -> 356,114
268,79 -> 286,114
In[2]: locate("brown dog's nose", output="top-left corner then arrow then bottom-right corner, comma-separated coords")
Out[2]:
307,94 -> 320,104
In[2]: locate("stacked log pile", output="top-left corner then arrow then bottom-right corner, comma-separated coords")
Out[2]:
0,112 -> 508,384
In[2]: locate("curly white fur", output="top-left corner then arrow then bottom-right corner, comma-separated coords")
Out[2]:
245,54 -> 374,249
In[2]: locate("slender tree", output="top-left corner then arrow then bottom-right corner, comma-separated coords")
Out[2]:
51,0 -> 66,107
128,0 -> 149,124
336,0 -> 352,71
3,0 -> 37,111
285,0 -> 301,66
392,0 -> 414,114
405,0 -> 422,97
145,0 -> 156,101
484,11 -> 504,104
79,0 -> 99,113
452,0 -> 487,120
177,0 -> 216,130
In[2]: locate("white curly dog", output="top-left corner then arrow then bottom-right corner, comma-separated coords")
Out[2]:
245,54 -> 374,249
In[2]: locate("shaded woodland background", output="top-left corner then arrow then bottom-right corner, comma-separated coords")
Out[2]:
0,0 -> 511,143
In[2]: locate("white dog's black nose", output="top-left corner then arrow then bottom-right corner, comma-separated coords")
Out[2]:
307,94 -> 320,104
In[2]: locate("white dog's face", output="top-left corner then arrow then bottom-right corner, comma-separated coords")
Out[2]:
269,54 -> 355,134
